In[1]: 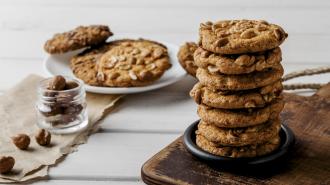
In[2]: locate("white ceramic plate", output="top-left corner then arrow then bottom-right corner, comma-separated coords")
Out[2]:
44,40 -> 186,94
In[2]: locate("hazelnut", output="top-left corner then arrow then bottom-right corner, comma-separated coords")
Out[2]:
65,81 -> 78,90
49,75 -> 66,90
11,134 -> 30,150
35,129 -> 51,146
0,156 -> 15,174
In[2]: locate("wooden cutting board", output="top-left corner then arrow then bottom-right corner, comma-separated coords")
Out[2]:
141,84 -> 330,185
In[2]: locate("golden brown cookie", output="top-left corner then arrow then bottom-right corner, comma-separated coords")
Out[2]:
194,47 -> 282,74
44,25 -> 113,54
70,40 -> 127,86
199,20 -> 288,54
97,39 -> 171,87
196,134 -> 280,158
196,118 -> 281,146
190,81 -> 283,109
196,65 -> 284,91
177,42 -> 198,76
197,98 -> 284,128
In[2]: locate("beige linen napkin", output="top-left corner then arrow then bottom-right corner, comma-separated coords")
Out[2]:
0,74 -> 122,183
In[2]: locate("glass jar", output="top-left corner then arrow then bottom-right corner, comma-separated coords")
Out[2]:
36,76 -> 88,134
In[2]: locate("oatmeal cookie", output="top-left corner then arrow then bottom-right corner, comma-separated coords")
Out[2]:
194,47 -> 282,74
196,65 -> 283,91
196,134 -> 280,158
97,39 -> 171,87
44,25 -> 113,54
196,118 -> 281,146
177,42 -> 198,76
199,20 -> 288,54
190,81 -> 283,109
70,40 -> 127,86
197,98 -> 284,128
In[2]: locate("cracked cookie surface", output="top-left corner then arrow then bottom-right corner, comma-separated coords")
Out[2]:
45,25 -> 113,54
177,42 -> 198,76
70,40 -> 127,86
196,65 -> 283,91
194,47 -> 282,74
199,20 -> 288,54
190,81 -> 283,109
197,98 -> 284,128
196,118 -> 280,147
196,134 -> 280,158
97,39 -> 171,87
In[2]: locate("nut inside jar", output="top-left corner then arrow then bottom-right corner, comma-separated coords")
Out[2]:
36,75 -> 88,134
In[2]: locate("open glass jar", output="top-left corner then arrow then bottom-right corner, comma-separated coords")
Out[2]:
36,76 -> 88,134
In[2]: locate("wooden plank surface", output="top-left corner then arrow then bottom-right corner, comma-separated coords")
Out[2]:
141,86 -> 330,185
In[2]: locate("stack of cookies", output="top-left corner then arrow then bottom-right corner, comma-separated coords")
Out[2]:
190,20 -> 288,158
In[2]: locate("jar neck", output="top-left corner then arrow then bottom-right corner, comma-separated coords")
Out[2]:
37,77 -> 85,104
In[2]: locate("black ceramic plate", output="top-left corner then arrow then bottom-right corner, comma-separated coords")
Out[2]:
183,120 -> 295,166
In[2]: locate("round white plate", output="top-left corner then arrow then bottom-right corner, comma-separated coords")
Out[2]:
44,41 -> 186,94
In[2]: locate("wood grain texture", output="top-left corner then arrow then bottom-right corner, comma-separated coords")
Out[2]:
141,85 -> 330,185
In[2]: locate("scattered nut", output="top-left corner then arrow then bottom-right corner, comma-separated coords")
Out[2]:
49,75 -> 66,90
0,156 -> 15,174
35,129 -> 51,146
12,134 -> 30,150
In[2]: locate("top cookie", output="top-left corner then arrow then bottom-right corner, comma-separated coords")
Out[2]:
44,25 -> 113,54
177,42 -> 198,76
97,39 -> 171,87
199,20 -> 288,54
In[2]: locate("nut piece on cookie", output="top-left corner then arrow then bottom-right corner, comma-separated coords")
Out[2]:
12,134 -> 31,150
199,19 -> 288,54
44,25 -> 113,54
177,42 -> 198,77
0,156 -> 15,174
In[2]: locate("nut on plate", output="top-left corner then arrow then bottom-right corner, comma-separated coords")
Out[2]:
0,156 -> 15,174
12,134 -> 30,150
35,129 -> 51,146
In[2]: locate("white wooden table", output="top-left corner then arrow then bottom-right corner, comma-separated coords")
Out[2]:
1,0 -> 329,184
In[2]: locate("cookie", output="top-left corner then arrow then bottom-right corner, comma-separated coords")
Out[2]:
196,134 -> 280,158
194,47 -> 282,74
197,98 -> 284,128
196,65 -> 283,91
196,118 -> 280,146
177,42 -> 198,76
97,39 -> 171,87
199,20 -> 288,54
70,40 -> 127,86
44,25 -> 113,54
190,81 -> 283,109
